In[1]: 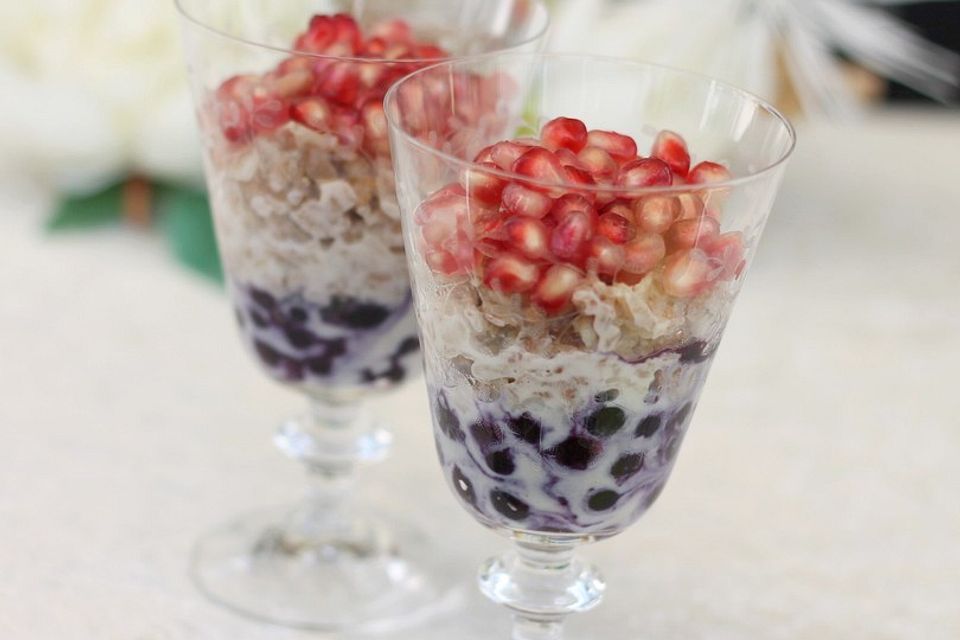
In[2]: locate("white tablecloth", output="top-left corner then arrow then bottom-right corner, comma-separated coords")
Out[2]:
1,110 -> 958,639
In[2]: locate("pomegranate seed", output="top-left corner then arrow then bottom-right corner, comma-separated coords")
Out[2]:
249,96 -> 290,133
489,141 -> 533,171
364,37 -> 388,56
295,15 -> 337,53
550,210 -> 593,262
417,185 -> 468,231
577,146 -> 618,182
360,99 -> 389,155
563,165 -> 596,192
555,148 -> 586,170
501,183 -> 553,219
484,254 -> 540,294
290,97 -> 332,132
588,236 -> 626,275
665,217 -> 720,252
461,162 -> 507,205
541,117 -> 588,153
369,18 -> 412,44
426,249 -> 461,276
704,232 -> 745,279
675,192 -> 706,220
600,201 -> 635,222
586,130 -> 638,160
329,13 -> 363,55
358,61 -> 387,89
218,74 -> 258,101
551,194 -> 596,222
621,233 -> 667,275
329,105 -> 363,147
688,161 -> 733,207
618,158 -> 672,190
276,57 -> 313,75
634,196 -> 679,234
651,130 -> 691,178
533,264 -> 583,314
503,218 -> 550,260
474,146 -> 495,163
597,213 -> 636,244
512,148 -> 567,190
661,249 -> 722,298
265,68 -> 314,99
318,61 -> 360,105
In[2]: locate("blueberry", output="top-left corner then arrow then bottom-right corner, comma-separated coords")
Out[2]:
507,414 -> 542,446
586,407 -> 626,438
320,297 -> 391,330
594,389 -> 620,403
470,419 -> 503,448
306,357 -> 332,375
611,453 -> 645,483
289,306 -> 308,324
435,394 -> 465,442
490,489 -> 530,521
325,338 -> 347,357
249,287 -> 275,309
485,449 -> 516,475
452,466 -> 476,506
278,358 -> 304,382
384,363 -> 406,383
397,336 -> 420,357
284,327 -> 314,349
250,311 -> 269,328
678,341 -> 714,364
254,341 -> 280,366
587,490 -> 620,512
549,436 -> 601,470
635,414 -> 662,438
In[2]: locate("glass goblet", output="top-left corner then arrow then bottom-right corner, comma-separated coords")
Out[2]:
175,0 -> 548,630
386,53 -> 796,639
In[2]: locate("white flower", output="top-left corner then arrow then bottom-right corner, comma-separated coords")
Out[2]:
0,0 -> 202,193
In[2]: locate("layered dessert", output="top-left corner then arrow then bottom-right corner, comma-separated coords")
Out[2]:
412,119 -> 746,536
202,14 -> 448,395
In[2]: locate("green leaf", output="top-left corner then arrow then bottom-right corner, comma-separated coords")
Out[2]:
156,185 -> 224,284
46,183 -> 124,232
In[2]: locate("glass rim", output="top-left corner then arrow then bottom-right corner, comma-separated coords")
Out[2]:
384,52 -> 798,195
173,0 -> 551,66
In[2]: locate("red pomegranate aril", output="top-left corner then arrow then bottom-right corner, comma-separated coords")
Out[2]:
484,254 -> 540,294
426,249 -> 461,276
651,130 -> 691,178
634,196 -> 679,234
360,99 -> 389,155
577,146 -> 618,182
330,13 -> 363,55
533,264 -> 583,314
296,15 -> 337,52
622,233 -> 667,275
414,44 -> 447,58
501,183 -> 553,219
318,61 -> 360,105
597,212 -> 636,244
665,217 -> 720,252
364,37 -> 388,56
290,97 -> 332,132
550,210 -> 593,262
555,147 -> 586,170
503,218 -> 550,260
265,68 -> 314,99
586,130 -> 638,160
489,141 -> 532,171
551,194 -> 596,222
513,148 -> 568,190
661,249 -> 721,298
688,161 -> 733,207
461,162 -> 507,205
563,165 -> 597,195
250,96 -> 290,133
619,158 -> 673,190
541,117 -> 588,153
676,192 -> 705,220
370,18 -> 412,44
704,232 -> 745,279
600,201 -> 635,222
588,236 -> 626,275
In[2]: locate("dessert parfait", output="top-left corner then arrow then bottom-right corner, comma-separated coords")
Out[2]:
203,14 -> 450,396
412,118 -> 747,537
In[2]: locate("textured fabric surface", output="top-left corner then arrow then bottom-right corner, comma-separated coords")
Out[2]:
1,110 -> 957,639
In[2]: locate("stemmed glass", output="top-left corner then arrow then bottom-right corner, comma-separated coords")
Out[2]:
175,0 -> 548,630
386,53 -> 795,639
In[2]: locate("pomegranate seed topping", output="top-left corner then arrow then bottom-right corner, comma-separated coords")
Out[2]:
249,96 -> 290,133
651,130 -> 691,178
318,61 -> 360,105
661,249 -> 722,298
586,130 -> 638,160
489,141 -> 533,171
541,117 -> 588,153
551,194 -> 596,222
369,18 -> 412,44
415,44 -> 448,58
503,218 -> 550,260
364,37 -> 388,56
618,158 -> 673,190
426,249 -> 461,276
501,183 -> 553,219
512,148 -> 567,190
295,15 -> 337,53
533,264 -> 583,314
555,148 -> 586,170
704,232 -> 745,279
417,185 -> 468,230
621,233 -> 667,275
484,254 -> 540,294
577,146 -> 618,182
290,97 -> 332,132
688,161 -> 733,207
329,13 -> 363,55
675,192 -> 706,220
600,201 -> 635,222
665,217 -> 720,252
461,162 -> 507,205
597,213 -> 636,244
588,236 -> 626,276
360,99 -> 389,155
265,68 -> 314,99
634,196 -> 679,234
550,210 -> 593,262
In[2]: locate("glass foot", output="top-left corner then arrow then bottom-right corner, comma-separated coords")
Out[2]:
191,505 -> 463,632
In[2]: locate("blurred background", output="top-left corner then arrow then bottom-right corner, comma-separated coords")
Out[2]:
1,1 -> 958,639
